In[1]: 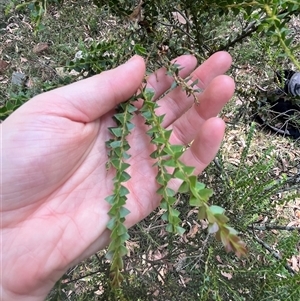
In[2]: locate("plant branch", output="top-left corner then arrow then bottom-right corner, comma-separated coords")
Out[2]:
249,224 -> 300,231
218,20 -> 258,51
249,229 -> 296,275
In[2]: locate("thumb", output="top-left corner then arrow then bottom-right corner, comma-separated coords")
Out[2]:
28,55 -> 146,122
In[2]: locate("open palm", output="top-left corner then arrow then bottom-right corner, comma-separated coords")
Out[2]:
1,52 -> 234,300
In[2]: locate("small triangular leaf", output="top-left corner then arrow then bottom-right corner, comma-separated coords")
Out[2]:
120,206 -> 131,218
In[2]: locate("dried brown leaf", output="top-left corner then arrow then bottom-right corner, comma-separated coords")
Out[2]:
221,270 -> 233,280
33,42 -> 49,54
20,57 -> 28,63
187,223 -> 200,238
172,12 -> 187,24
157,266 -> 166,284
0,59 -> 9,73
128,0 -> 143,22
216,255 -> 223,264
289,255 -> 299,272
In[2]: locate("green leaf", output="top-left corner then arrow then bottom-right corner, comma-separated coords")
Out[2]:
126,122 -> 135,131
147,125 -> 160,135
156,172 -> 172,186
105,195 -> 115,205
173,63 -> 183,72
111,226 -> 121,238
120,162 -> 130,172
195,181 -> 205,191
120,232 -> 130,242
150,150 -> 159,159
190,78 -> 199,87
120,206 -> 130,218
142,99 -> 156,110
111,147 -> 123,158
226,226 -> 238,236
117,223 -> 127,236
162,212 -> 168,221
119,185 -> 130,196
198,205 -> 207,220
126,104 -> 137,113
171,81 -> 178,89
0,106 -> 11,116
134,44 -> 147,55
109,204 -> 123,216
198,188 -> 213,201
106,139 -> 114,147
110,158 -> 120,169
189,176 -> 200,196
108,237 -> 119,251
156,175 -> 166,186
210,205 -> 225,215
114,113 -> 126,124
118,245 -> 128,257
183,165 -> 195,175
190,196 -> 202,207
152,136 -> 166,144
169,214 -> 181,225
143,88 -> 155,101
163,158 -> 177,167
169,207 -> 180,217
111,256 -> 124,270
166,187 -> 176,197
119,171 -> 131,182
6,102 -> 15,110
166,223 -> 175,233
164,144 -> 183,155
122,143 -> 130,152
178,181 -> 189,193
215,214 -> 229,224
176,226 -> 186,235
163,129 -> 172,140
167,196 -> 177,206
109,127 -> 123,137
110,140 -> 122,148
189,175 -> 197,187
107,217 -> 116,230
122,152 -> 131,160
174,168 -> 188,180
105,250 -> 114,260
160,199 -> 168,210
141,111 -> 152,119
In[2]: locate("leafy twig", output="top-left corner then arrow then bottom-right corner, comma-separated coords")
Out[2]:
105,100 -> 137,287
141,84 -> 247,257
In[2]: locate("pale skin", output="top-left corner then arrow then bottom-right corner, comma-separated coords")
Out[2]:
1,52 -> 235,300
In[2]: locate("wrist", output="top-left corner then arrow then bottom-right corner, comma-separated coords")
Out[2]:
1,236 -> 53,301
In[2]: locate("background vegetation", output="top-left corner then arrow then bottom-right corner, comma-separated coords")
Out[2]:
1,0 -> 300,300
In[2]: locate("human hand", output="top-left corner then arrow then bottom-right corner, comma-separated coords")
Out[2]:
1,52 -> 234,300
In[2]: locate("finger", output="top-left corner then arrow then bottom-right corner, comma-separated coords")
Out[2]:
192,51 -> 233,87
179,117 -> 225,175
169,75 -> 235,145
146,55 -> 197,100
26,56 -> 146,123
155,51 -> 233,127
